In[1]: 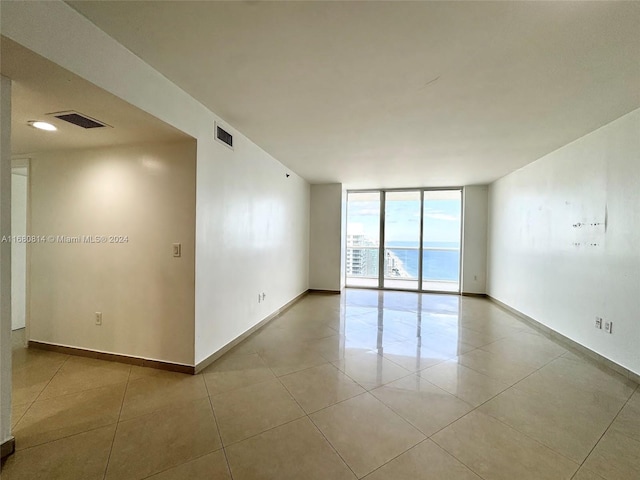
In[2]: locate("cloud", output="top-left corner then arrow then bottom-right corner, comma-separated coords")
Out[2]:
351,208 -> 380,216
424,213 -> 459,221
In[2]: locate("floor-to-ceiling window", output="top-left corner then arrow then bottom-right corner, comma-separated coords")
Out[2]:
383,191 -> 421,290
345,191 -> 381,288
422,189 -> 462,292
345,188 -> 462,293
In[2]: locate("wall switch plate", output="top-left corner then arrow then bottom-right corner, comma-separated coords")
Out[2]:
172,243 -> 181,257
595,317 -> 603,329
605,321 -> 613,334
95,312 -> 102,326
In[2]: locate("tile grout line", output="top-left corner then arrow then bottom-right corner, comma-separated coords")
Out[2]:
379,347 -> 462,375
216,414 -> 308,450
326,348 -> 419,391
115,375 -> 213,424
255,353 -> 361,479
7,423 -> 118,455
271,353 -> 467,479
279,377 -> 360,479
132,374 -> 225,480
137,450 -> 220,480
368,382 -> 474,440
416,355 -> 513,405
101,365 -> 132,480
460,321 -> 530,339
11,368 -> 132,450
305,416 -> 360,479
355,439 -> 430,480
473,349 -> 630,464
12,353 -> 74,433
362,437 -> 491,480
272,357 -> 333,379
429,435 -> 493,480
20,379 -> 130,408
203,373 -> 235,480
569,382 -> 640,480
419,344 -> 565,394
336,394 -> 428,478
419,338 -> 559,420
10,400 -> 34,431
426,352 -> 584,477
29,353 -> 72,405
213,359 -> 307,447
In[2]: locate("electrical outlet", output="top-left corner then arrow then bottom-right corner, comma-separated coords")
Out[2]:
605,321 -> 613,334
95,312 -> 102,326
595,317 -> 602,329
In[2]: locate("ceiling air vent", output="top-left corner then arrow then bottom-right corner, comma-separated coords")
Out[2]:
215,122 -> 233,149
50,111 -> 109,129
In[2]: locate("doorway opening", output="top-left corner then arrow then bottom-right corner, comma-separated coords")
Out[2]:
11,161 -> 28,333
345,188 -> 462,293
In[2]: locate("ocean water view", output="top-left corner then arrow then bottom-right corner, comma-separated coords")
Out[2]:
386,241 -> 460,281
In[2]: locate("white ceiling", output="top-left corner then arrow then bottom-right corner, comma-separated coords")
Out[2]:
68,1 -> 640,188
1,37 -> 191,156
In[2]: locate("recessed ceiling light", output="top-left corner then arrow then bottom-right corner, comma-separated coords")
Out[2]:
28,121 -> 57,131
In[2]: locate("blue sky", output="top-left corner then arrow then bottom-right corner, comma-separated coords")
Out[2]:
347,195 -> 461,245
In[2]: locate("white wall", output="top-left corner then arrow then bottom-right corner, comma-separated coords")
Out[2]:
0,75 -> 13,450
2,0 -> 311,366
29,141 -> 197,365
488,108 -> 640,375
309,184 -> 343,291
461,185 -> 488,294
11,170 -> 26,330
194,138 -> 309,363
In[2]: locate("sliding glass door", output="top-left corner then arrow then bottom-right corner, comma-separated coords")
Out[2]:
345,188 -> 462,293
383,191 -> 421,290
345,191 -> 381,288
422,190 -> 462,292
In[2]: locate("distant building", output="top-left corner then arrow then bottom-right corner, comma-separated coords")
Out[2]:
346,228 -> 378,277
346,232 -> 368,276
385,250 -> 401,277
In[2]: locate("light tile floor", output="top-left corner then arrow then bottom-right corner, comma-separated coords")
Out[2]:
2,290 -> 639,480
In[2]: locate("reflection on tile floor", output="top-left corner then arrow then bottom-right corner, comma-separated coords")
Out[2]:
2,290 -> 639,479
